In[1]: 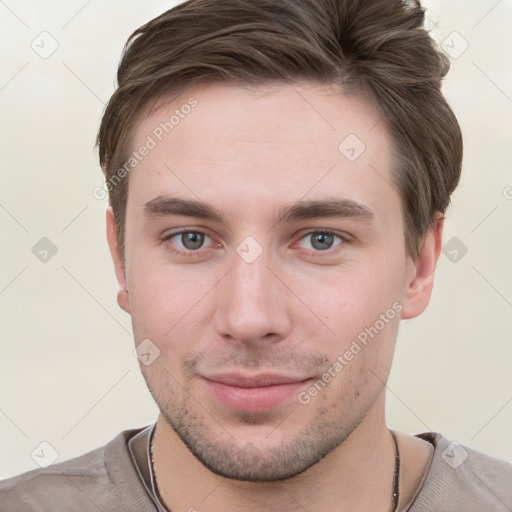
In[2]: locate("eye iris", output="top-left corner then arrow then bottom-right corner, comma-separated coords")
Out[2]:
311,232 -> 334,250
182,232 -> 204,250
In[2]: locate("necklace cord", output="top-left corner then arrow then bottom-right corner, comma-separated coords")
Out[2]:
391,429 -> 401,512
149,428 -> 401,511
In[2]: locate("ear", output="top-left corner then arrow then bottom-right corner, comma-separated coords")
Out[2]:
106,206 -> 131,314
401,213 -> 444,320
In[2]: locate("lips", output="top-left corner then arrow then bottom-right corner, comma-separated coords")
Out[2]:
204,373 -> 307,388
201,373 -> 311,413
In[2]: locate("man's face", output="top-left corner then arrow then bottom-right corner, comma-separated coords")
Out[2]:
109,82 -> 427,481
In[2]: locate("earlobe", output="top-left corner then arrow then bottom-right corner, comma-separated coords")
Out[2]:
105,207 -> 131,315
401,214 -> 444,320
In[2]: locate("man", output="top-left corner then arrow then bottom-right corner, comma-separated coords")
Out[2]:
1,0 -> 511,510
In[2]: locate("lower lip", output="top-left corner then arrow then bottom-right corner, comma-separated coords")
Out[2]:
203,378 -> 309,413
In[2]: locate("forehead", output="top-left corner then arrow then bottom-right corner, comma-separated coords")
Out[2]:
127,82 -> 399,226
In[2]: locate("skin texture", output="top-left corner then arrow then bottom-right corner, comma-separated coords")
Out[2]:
107,82 -> 442,511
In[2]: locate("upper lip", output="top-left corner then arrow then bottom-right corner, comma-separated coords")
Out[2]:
202,373 -> 310,388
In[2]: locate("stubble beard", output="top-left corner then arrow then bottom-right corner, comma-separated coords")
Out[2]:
149,377 -> 381,482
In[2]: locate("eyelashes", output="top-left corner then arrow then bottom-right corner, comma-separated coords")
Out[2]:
295,230 -> 346,251
160,229 -> 349,259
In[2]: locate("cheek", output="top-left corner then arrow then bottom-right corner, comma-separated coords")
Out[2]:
126,257 -> 219,344
291,257 -> 403,338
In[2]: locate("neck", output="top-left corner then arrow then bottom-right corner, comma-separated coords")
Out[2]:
151,392 -> 422,512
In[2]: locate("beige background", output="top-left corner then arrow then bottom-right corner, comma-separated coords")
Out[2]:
1,0 -> 511,479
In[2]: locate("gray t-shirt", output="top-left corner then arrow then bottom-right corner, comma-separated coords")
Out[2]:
1,425 -> 511,511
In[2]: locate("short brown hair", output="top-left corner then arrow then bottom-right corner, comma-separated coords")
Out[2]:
97,0 -> 463,262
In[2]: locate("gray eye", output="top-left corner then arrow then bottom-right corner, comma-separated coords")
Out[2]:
180,232 -> 205,250
310,232 -> 335,250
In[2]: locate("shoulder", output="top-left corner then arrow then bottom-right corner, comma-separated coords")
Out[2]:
410,431 -> 512,511
0,427 -> 154,512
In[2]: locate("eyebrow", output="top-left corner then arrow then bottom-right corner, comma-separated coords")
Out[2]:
276,198 -> 375,224
143,196 -> 226,223
143,195 -> 375,225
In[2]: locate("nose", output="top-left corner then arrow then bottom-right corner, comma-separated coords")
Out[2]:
213,248 -> 292,347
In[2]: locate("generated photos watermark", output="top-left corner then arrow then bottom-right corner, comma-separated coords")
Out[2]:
298,301 -> 403,404
93,97 -> 198,200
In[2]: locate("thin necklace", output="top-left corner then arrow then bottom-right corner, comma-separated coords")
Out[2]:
149,429 -> 401,511
391,429 -> 401,512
